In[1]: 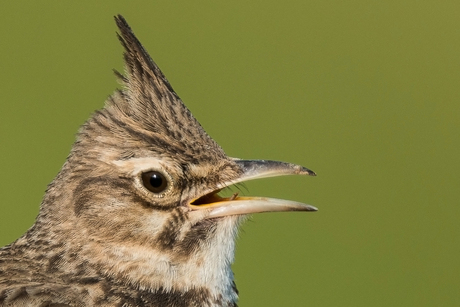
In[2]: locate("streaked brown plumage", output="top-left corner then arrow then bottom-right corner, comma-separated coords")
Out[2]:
0,15 -> 317,306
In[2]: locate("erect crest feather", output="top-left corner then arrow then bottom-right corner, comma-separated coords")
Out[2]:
91,15 -> 226,160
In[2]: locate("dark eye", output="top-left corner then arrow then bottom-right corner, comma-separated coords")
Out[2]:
141,171 -> 168,193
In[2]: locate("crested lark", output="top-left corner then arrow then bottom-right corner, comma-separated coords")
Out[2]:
0,15 -> 317,307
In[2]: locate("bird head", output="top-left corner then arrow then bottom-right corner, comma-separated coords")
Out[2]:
33,15 -> 316,304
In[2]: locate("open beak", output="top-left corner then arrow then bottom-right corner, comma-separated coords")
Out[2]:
188,159 -> 317,218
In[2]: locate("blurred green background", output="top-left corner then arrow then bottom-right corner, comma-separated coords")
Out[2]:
1,1 -> 459,306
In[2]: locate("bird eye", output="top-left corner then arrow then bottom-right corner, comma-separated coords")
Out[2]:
141,171 -> 168,193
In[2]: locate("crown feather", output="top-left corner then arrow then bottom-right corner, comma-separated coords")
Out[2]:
82,15 -> 228,162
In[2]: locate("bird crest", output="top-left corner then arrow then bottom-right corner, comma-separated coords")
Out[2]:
83,15 -> 226,165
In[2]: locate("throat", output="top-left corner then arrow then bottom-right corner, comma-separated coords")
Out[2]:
82,216 -> 243,306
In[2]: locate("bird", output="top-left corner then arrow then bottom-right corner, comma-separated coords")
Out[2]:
0,15 -> 317,307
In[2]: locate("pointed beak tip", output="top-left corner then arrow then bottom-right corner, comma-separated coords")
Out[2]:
296,165 -> 316,176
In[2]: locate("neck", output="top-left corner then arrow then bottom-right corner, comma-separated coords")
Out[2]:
75,217 -> 241,306
7,217 -> 241,307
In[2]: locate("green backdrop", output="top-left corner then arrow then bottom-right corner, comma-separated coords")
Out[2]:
1,1 -> 458,306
